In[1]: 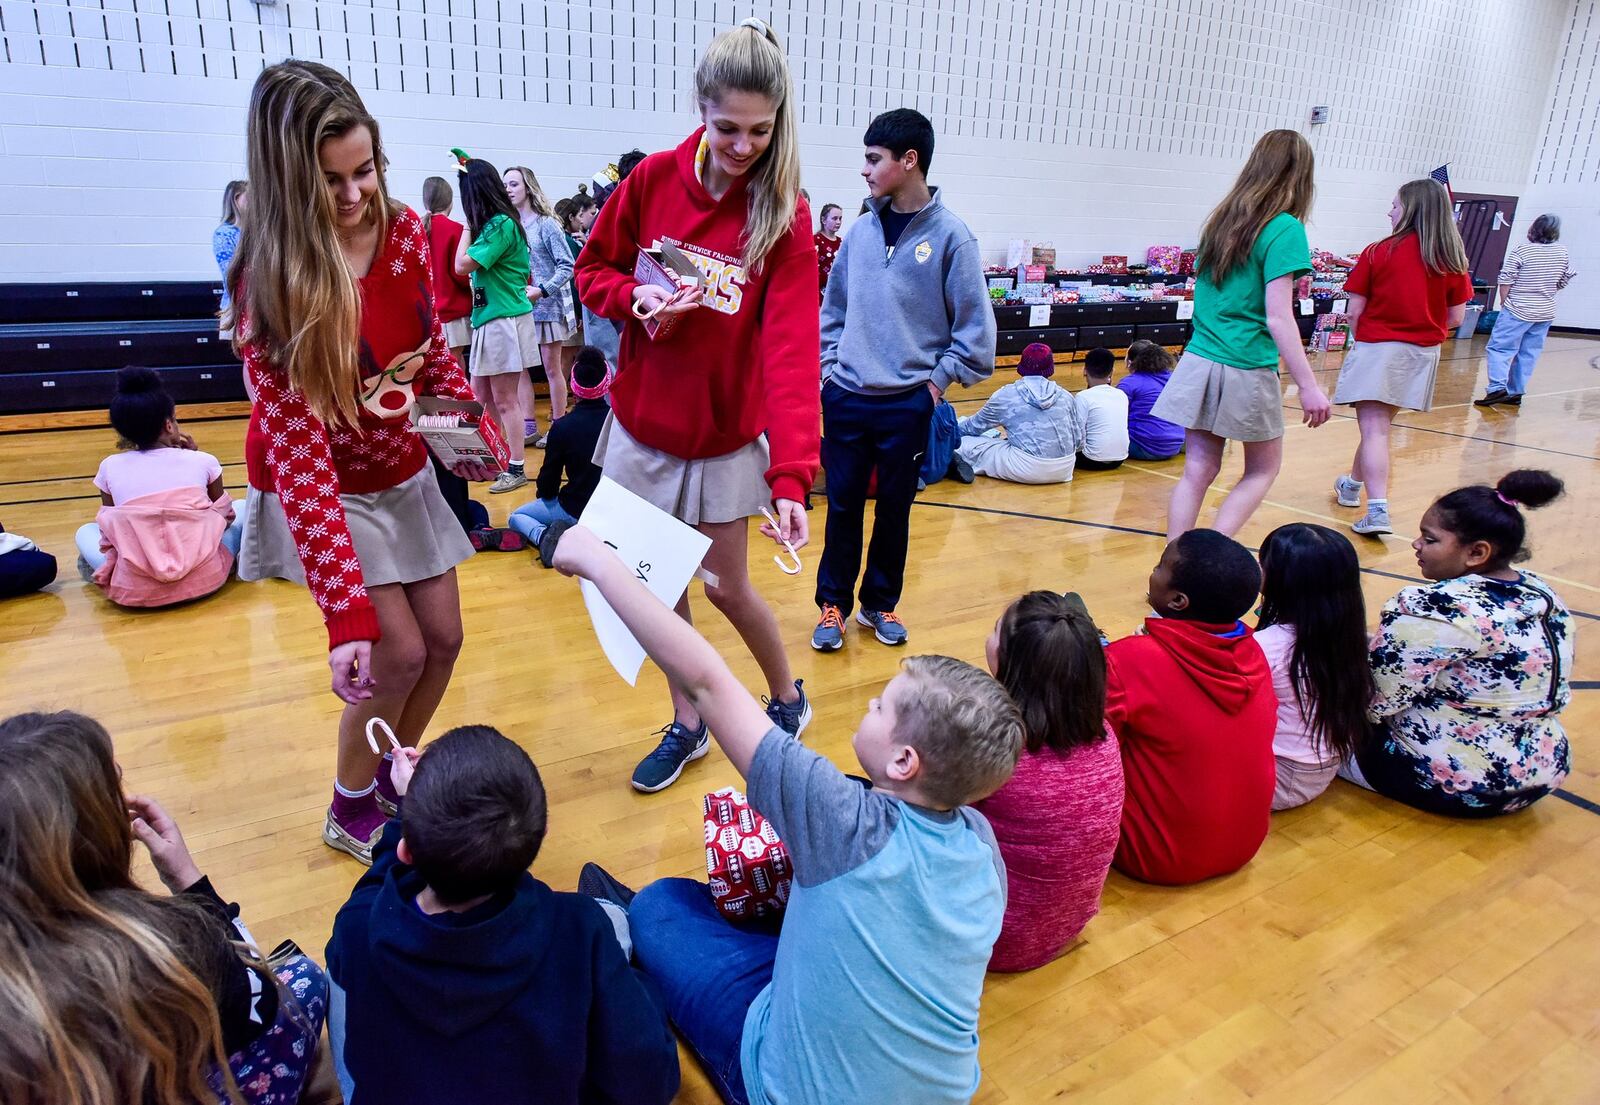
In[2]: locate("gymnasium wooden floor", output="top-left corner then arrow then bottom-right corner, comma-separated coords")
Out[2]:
2,333 -> 1598,1104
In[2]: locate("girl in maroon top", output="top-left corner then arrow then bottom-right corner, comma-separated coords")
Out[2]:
576,19 -> 820,794
227,61 -> 507,863
1332,179 -> 1473,536
974,591 -> 1124,971
421,175 -> 474,358
814,202 -> 842,297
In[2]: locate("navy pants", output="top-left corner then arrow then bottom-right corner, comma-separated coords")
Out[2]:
815,380 -> 934,616
0,547 -> 57,598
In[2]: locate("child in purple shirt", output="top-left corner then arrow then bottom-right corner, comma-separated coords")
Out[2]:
1117,340 -> 1185,460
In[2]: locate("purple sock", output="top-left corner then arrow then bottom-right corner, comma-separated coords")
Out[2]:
374,755 -> 400,807
329,786 -> 384,841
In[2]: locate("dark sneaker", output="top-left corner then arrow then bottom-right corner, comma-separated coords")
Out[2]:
1474,390 -> 1509,407
811,603 -> 846,651
856,608 -> 909,646
577,862 -> 637,910
537,518 -> 574,568
1503,393 -> 1522,407
630,720 -> 710,793
1334,474 -> 1362,508
763,679 -> 813,739
949,452 -> 977,484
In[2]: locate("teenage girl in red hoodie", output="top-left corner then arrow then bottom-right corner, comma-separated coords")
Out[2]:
228,61 -> 507,863
576,18 -> 821,794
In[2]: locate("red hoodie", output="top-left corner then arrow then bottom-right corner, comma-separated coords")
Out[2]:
575,129 -> 820,505
1105,617 -> 1276,886
424,212 -> 473,325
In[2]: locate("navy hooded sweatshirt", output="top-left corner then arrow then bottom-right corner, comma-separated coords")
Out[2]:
326,821 -> 679,1105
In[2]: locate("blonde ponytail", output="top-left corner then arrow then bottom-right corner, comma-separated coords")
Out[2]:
695,20 -> 801,274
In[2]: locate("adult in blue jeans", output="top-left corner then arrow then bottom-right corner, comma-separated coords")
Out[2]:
1476,214 -> 1576,408
813,108 -> 996,652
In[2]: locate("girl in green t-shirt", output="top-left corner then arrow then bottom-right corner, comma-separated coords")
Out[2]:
455,157 -> 537,493
1152,129 -> 1331,540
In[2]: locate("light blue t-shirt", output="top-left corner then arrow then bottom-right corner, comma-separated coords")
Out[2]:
741,729 -> 1007,1105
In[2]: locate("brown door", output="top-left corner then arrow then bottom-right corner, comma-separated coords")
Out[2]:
1454,192 -> 1519,289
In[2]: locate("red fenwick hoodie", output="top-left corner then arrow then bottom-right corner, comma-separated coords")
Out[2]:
575,128 -> 820,505
1105,617 -> 1277,886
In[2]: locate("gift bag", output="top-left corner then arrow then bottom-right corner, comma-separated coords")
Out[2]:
1031,243 -> 1056,267
1179,249 -> 1198,276
1145,245 -> 1181,274
704,787 -> 792,922
1005,239 -> 1032,269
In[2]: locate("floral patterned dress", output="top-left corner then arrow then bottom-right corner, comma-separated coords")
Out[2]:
1362,572 -> 1573,817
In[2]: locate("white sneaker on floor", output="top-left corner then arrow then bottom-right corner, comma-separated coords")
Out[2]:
489,470 -> 528,494
1351,508 -> 1393,536
1334,475 -> 1362,508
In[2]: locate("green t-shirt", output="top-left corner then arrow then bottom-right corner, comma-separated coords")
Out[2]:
467,214 -> 533,327
1187,211 -> 1311,370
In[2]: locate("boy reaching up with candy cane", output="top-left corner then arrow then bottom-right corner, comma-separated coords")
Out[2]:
555,523 -> 1023,1105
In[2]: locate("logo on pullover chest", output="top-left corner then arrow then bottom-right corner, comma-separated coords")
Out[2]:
656,237 -> 747,316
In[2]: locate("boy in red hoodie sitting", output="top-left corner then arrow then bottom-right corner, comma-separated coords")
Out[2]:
1106,529 -> 1275,885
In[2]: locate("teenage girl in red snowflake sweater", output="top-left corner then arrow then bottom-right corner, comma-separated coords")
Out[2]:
226,61 -> 508,863
575,19 -> 821,794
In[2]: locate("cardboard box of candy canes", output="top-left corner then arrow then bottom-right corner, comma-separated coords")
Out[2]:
409,397 -> 502,468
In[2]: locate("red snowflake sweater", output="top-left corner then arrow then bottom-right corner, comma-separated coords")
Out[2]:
242,206 -> 508,650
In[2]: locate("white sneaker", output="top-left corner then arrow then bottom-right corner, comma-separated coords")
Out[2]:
1334,475 -> 1362,508
1351,508 -> 1393,536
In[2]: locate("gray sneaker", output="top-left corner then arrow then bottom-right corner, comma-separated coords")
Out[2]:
811,604 -> 846,651
489,469 -> 528,494
763,679 -> 813,739
1334,475 -> 1363,508
1351,507 -> 1393,536
857,609 -> 909,645
630,720 -> 710,793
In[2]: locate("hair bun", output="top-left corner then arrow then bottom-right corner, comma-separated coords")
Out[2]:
1496,468 -> 1564,511
115,365 -> 163,395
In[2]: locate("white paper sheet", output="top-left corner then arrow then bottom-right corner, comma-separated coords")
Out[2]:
576,477 -> 713,685
1028,304 -> 1051,327
1175,299 -> 1195,320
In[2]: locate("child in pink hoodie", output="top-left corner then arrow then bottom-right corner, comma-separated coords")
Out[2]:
75,367 -> 239,607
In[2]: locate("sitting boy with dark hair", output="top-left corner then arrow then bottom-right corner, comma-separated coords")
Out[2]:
325,724 -> 679,1105
1074,346 -> 1130,471
547,523 -> 1023,1105
1106,529 -> 1275,885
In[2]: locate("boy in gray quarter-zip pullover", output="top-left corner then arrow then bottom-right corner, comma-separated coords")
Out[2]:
813,109 -> 998,651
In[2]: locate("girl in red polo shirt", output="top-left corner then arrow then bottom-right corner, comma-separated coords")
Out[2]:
576,18 -> 820,794
227,61 -> 507,863
1332,179 -> 1473,536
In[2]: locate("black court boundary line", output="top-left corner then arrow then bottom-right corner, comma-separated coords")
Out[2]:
913,495 -> 1600,818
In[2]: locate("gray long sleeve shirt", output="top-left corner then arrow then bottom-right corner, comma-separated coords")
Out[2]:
820,188 -> 997,396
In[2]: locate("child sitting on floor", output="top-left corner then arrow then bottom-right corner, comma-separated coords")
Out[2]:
75,366 -> 239,607
953,342 -> 1085,484
1106,529 -> 1276,885
325,723 -> 679,1105
1255,524 -> 1374,809
510,345 -> 612,560
1349,469 -> 1571,817
1074,346 -> 1130,471
549,522 -> 1023,1105
975,591 -> 1124,972
1117,340 -> 1185,461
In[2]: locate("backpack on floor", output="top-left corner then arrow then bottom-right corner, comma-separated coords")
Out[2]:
920,400 -> 960,487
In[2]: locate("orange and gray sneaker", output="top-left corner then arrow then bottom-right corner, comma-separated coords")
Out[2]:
857,608 -> 908,646
811,603 -> 846,651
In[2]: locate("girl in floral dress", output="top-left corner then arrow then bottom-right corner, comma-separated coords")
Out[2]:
1348,469 -> 1572,817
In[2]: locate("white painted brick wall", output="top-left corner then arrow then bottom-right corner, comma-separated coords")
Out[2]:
1519,0 -> 1598,328
0,0 -> 1584,283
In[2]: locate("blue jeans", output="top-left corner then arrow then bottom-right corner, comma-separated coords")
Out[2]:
507,498 -> 577,543
1485,311 -> 1552,395
631,878 -> 782,1105
1127,440 -> 1182,462
815,380 -> 935,615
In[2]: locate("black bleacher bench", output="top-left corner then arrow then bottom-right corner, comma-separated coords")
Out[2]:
0,281 -> 222,325
1,319 -> 237,374
1,364 -> 245,414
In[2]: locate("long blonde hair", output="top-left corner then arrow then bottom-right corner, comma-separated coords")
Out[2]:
695,20 -> 801,274
506,165 -> 555,220
0,711 -> 251,1105
1382,178 -> 1468,274
1197,129 -> 1316,284
227,60 -> 401,429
